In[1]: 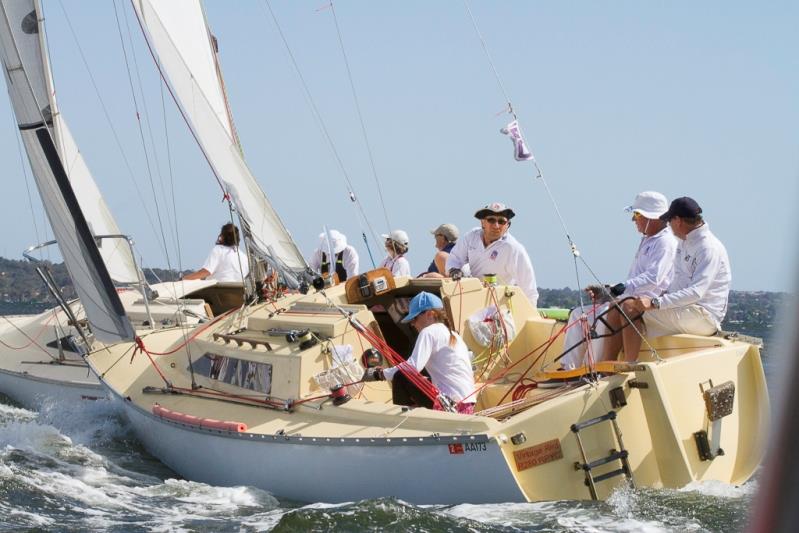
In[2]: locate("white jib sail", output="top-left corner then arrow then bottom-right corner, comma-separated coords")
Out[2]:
0,0 -> 134,343
132,0 -> 308,278
23,0 -> 139,285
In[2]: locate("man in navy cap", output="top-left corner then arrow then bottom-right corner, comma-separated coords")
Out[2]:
603,196 -> 731,362
445,202 -> 539,308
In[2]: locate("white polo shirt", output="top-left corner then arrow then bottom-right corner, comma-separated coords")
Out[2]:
660,223 -> 731,327
622,226 -> 679,298
383,323 -> 475,402
201,245 -> 249,282
446,228 -> 539,307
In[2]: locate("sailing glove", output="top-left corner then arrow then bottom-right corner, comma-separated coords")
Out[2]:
609,283 -> 626,297
449,268 -> 463,281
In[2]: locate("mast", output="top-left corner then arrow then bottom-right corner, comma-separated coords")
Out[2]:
0,0 -> 135,343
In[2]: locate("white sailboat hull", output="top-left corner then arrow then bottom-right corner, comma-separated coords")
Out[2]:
0,366 -> 102,409
116,392 -> 525,504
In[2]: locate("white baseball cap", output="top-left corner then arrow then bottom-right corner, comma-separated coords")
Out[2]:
381,229 -> 409,246
624,191 -> 669,220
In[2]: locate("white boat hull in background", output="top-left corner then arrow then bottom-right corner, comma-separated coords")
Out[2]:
0,366 -> 102,409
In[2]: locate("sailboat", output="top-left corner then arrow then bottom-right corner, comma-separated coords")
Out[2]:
0,0 -> 210,408
0,0 -> 768,503
82,0 -> 773,504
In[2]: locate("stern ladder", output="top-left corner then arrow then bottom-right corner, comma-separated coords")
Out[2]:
571,410 -> 635,500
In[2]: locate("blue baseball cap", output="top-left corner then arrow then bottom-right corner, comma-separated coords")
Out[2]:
401,292 -> 444,323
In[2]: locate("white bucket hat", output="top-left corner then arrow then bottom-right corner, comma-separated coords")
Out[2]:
624,191 -> 669,220
381,229 -> 409,246
318,229 -> 347,254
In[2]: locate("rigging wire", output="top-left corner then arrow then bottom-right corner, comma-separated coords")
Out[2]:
55,0 -> 163,254
118,1 -> 179,256
327,1 -> 392,231
462,1 -> 661,359
261,0 -> 382,262
12,119 -> 43,256
111,0 -> 174,273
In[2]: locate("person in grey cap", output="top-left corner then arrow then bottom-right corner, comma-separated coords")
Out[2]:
602,196 -> 731,362
446,202 -> 539,308
561,191 -> 678,369
420,223 -> 460,278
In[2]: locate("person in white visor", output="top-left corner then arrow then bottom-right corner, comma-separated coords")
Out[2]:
560,191 -> 678,370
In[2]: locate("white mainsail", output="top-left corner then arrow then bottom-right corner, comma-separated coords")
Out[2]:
0,0 -> 134,343
132,0 -> 308,283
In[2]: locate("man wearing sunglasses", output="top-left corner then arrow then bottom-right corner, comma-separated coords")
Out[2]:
446,202 -> 539,309
602,196 -> 731,362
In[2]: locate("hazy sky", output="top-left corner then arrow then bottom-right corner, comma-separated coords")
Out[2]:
0,1 -> 796,291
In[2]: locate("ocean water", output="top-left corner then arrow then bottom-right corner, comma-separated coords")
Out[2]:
0,387 -> 763,533
0,319 -> 782,532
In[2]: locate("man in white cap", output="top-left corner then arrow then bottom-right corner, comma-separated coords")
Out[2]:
560,191 -> 678,369
420,223 -> 460,278
379,229 -> 411,277
309,229 -> 359,284
446,202 -> 539,308
602,196 -> 731,362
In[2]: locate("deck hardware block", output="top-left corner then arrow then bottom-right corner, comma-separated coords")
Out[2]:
628,380 -> 648,389
510,432 -> 527,445
694,430 -> 725,461
609,387 -> 627,408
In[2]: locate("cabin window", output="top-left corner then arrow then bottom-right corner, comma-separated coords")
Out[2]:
193,353 -> 272,394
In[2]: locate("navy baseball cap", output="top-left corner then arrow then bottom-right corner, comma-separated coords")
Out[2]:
659,197 -> 702,221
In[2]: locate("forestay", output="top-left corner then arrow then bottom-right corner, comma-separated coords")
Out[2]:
0,0 -> 134,343
132,0 -> 308,283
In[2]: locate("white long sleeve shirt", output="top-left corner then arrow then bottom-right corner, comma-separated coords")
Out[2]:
382,323 -> 475,402
660,224 -> 731,326
309,245 -> 360,279
622,227 -> 679,298
446,228 -> 539,307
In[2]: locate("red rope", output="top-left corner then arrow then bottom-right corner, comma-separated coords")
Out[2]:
0,311 -> 57,352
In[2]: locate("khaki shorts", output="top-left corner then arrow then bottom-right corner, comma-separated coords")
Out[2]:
642,305 -> 718,338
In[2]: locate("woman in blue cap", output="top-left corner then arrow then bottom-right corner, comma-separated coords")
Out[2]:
365,291 -> 476,413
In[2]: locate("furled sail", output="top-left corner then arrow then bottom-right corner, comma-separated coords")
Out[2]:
0,0 -> 134,343
132,0 -> 308,284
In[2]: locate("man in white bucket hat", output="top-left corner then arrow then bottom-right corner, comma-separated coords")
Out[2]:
309,229 -> 359,284
560,191 -> 678,370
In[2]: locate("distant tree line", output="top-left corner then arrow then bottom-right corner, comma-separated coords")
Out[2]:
0,257 -> 790,341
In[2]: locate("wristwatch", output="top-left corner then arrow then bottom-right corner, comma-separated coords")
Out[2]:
651,297 -> 661,309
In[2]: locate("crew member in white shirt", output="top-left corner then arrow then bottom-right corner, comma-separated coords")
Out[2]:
364,292 -> 476,414
379,229 -> 411,277
308,229 -> 359,284
184,223 -> 250,282
561,191 -> 678,369
446,202 -> 539,308
603,196 -> 731,362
